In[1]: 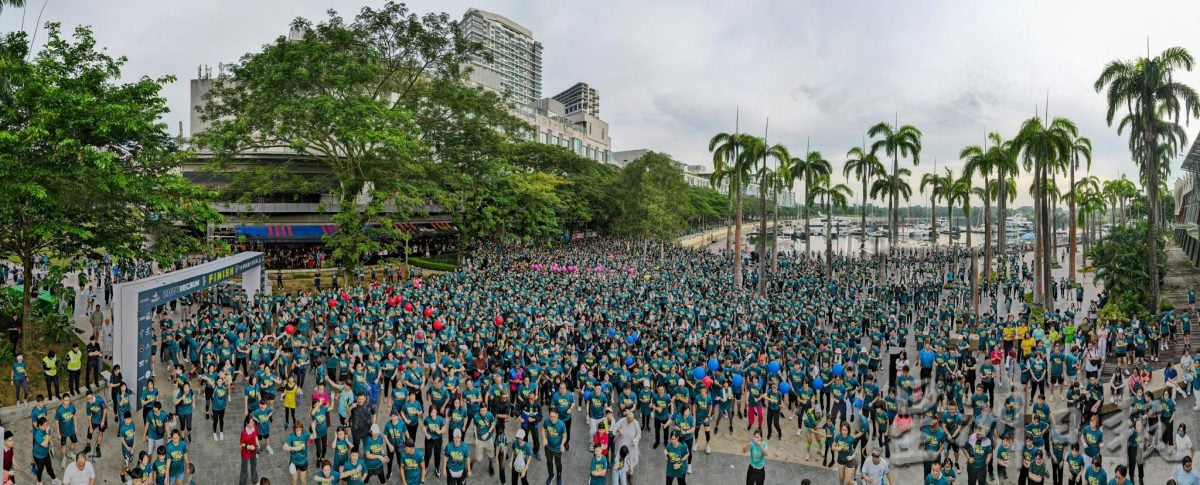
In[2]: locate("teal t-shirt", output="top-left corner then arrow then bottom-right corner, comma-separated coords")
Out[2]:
364,435 -> 386,470
665,441 -> 689,477
749,441 -> 767,469
544,418 -> 566,453
401,448 -> 425,485
288,431 -> 311,467
444,441 -> 469,474
166,439 -> 188,475
589,455 -> 608,485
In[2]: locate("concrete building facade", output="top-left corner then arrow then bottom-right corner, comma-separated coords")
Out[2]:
462,8 -> 543,107
552,82 -> 599,117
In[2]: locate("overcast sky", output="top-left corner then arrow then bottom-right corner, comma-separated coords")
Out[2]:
4,0 -> 1199,206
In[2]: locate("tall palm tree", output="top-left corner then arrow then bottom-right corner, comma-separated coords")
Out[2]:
868,121 -> 923,246
1074,175 -> 1103,266
766,160 -> 793,273
869,168 -> 914,231
919,170 -> 951,246
845,145 -> 885,254
809,173 -> 852,276
961,135 -> 1002,282
709,132 -> 755,290
951,171 -> 976,308
757,142 -> 790,294
991,135 -> 1020,263
791,150 -> 832,255
1015,116 -> 1077,309
1095,46 -> 1200,312
1065,133 -> 1092,283
0,0 -> 23,12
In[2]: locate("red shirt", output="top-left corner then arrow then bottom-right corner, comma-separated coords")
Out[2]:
240,425 -> 258,460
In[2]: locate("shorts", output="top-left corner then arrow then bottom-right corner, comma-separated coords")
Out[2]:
291,463 -> 308,473
61,432 -> 78,445
366,467 -> 385,481
171,472 -> 185,483
1050,375 -> 1063,385
262,392 -> 276,402
259,432 -> 270,440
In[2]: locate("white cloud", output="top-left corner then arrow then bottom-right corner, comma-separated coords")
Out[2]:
3,0 -> 1198,206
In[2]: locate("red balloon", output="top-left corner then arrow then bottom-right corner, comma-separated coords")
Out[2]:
341,292 -> 351,301
284,324 -> 296,335
416,331 -> 424,340
423,307 -> 433,318
385,286 -> 393,295
404,303 -> 413,312
354,306 -> 362,314
386,297 -> 397,307
495,316 -> 504,327
702,376 -> 713,388
433,320 -> 444,331
328,299 -> 337,308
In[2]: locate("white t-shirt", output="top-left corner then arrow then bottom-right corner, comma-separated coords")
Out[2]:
859,457 -> 890,485
62,461 -> 95,485
1176,434 -> 1194,458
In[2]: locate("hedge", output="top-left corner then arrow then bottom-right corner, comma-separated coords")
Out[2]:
408,257 -> 459,272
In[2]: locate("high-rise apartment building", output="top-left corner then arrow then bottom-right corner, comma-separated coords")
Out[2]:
462,8 -> 543,107
552,82 -> 599,117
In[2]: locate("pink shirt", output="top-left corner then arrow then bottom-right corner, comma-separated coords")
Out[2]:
312,391 -> 331,407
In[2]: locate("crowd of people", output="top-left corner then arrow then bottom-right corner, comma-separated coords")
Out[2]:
6,239 -> 1200,485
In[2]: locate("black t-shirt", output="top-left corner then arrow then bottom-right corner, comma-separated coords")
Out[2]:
87,343 -> 101,360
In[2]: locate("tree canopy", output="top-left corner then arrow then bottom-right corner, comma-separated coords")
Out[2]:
0,25 -> 216,334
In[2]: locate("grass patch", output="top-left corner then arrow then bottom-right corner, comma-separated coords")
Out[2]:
408,257 -> 459,272
291,273 -> 312,279
1050,263 -> 1062,269
0,315 -> 86,407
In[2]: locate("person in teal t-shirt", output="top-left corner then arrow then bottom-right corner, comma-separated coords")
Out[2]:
442,429 -> 470,481
589,443 -> 609,485
282,422 -> 311,483
399,439 -> 426,485
165,430 -> 189,485
743,429 -> 768,484
664,432 -> 689,481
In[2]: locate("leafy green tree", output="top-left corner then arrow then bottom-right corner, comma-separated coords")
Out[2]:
196,3 -> 490,277
1089,222 -> 1166,313
613,152 -> 693,242
0,26 -> 217,339
1095,46 -> 1200,313
868,121 -> 922,245
740,136 -> 789,295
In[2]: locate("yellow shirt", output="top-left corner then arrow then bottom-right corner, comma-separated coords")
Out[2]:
1016,326 -> 1028,340
67,350 -> 83,371
1002,327 -> 1015,341
283,386 -> 298,409
43,356 -> 58,376
1020,338 -> 1036,354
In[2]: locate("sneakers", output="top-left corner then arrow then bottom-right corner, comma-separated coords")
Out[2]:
688,465 -> 693,474
214,433 -> 219,442
705,444 -> 711,454
220,432 -> 225,441
267,445 -> 275,455
796,428 -> 803,436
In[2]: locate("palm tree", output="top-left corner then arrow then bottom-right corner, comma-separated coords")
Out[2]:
961,134 -> 1004,282
919,170 -> 951,246
1095,46 -> 1200,312
0,0 -> 23,12
869,168 -> 914,231
766,160 -> 793,273
845,145 -> 885,254
1015,116 -> 1077,309
868,121 -> 923,246
991,135 -> 1020,264
791,150 -> 832,255
951,171 -> 976,308
709,132 -> 755,290
809,173 -> 852,276
1074,175 -> 1103,266
1065,132 -> 1092,283
758,142 -> 790,294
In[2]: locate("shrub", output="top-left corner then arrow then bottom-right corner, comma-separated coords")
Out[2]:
1160,298 -> 1174,312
